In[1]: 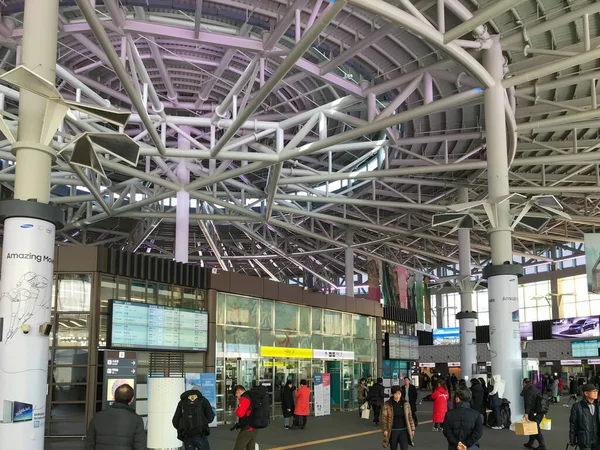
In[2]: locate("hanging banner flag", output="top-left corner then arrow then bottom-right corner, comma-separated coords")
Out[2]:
415,276 -> 425,323
407,272 -> 416,311
397,267 -> 408,309
423,276 -> 432,325
367,257 -> 381,302
313,374 -> 324,417
322,373 -> 331,416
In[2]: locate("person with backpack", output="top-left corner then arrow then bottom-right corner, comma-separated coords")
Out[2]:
521,378 -> 547,450
172,385 -> 215,450
569,383 -> 600,450
368,377 -> 388,426
294,379 -> 310,429
233,384 -> 270,450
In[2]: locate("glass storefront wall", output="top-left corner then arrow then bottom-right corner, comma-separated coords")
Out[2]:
47,273 -> 207,437
215,293 -> 377,424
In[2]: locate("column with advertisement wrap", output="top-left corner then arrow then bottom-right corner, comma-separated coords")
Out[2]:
0,216 -> 56,447
485,265 -> 523,421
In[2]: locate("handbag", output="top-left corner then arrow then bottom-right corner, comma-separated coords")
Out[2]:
361,406 -> 371,419
540,417 -> 552,431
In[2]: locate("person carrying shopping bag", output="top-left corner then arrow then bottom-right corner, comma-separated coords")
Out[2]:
381,385 -> 415,450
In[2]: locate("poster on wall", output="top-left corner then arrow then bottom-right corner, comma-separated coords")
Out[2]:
585,233 -> 600,293
103,350 -> 137,410
185,373 -> 217,427
313,374 -> 324,417
322,373 -> 331,416
552,317 -> 600,338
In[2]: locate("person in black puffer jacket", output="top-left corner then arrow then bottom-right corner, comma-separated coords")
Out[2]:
367,377 -> 388,426
85,384 -> 146,450
470,379 -> 486,422
521,378 -> 546,450
443,387 -> 483,450
569,384 -> 600,450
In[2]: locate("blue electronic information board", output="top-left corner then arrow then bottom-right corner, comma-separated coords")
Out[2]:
110,300 -> 208,351
433,327 -> 460,345
572,339 -> 600,357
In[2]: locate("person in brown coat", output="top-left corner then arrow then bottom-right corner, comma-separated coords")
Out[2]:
381,385 -> 415,449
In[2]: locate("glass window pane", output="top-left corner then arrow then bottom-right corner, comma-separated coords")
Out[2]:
353,315 -> 371,339
537,306 -> 552,321
158,284 -> 170,305
275,303 -> 298,331
54,349 -> 89,365
53,366 -> 87,383
275,332 -> 299,348
226,296 -> 258,327
562,303 -> 577,319
99,314 -> 107,348
259,329 -> 273,348
130,280 -> 146,303
182,288 -> 196,309
260,300 -> 274,330
172,287 -> 183,308
100,276 -> 116,314
324,311 -> 342,335
312,309 -> 322,333
117,279 -> 128,300
323,336 -> 342,351
217,293 -> 226,325
147,283 -> 157,304
577,302 -> 591,317
311,334 -> 322,350
592,300 -> 600,316
56,314 -> 89,347
57,274 -> 91,312
343,313 -> 352,336
299,307 -> 311,335
225,327 -> 258,355
51,386 -> 87,403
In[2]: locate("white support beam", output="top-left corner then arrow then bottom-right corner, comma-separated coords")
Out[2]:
320,23 -> 396,75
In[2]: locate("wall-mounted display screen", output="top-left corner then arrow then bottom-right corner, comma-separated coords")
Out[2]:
109,300 -> 208,351
433,328 -> 460,345
385,334 -> 419,360
572,339 -> 600,357
552,316 -> 600,339
520,322 -> 533,341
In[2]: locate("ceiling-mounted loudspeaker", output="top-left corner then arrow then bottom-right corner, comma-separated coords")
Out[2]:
519,215 -> 550,232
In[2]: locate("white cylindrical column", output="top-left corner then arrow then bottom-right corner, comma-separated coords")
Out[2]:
458,188 -> 477,380
483,36 -> 523,421
0,1 -> 59,448
345,230 -> 354,297
147,377 -> 185,449
175,131 -> 191,263
0,218 -> 56,447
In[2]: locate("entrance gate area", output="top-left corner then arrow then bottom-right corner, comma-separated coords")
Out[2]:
221,358 -> 372,423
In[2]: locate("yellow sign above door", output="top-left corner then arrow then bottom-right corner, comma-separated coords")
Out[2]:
261,346 -> 312,359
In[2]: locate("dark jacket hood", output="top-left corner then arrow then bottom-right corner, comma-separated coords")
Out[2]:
111,402 -> 135,412
521,383 -> 535,397
180,389 -> 203,400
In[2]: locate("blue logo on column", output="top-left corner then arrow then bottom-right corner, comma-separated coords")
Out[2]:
20,224 -> 33,229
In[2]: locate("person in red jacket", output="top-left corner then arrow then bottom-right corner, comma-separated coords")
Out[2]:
294,379 -> 311,430
233,385 -> 258,450
431,380 -> 449,431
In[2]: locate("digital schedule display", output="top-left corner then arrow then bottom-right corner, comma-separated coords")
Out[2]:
109,300 -> 208,351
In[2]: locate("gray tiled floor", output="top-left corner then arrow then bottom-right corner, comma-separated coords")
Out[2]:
47,399 -> 573,449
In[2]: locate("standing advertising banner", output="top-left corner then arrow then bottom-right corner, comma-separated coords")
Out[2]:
185,373 -> 217,427
313,374 -> 324,417
322,373 -> 331,416
0,217 -> 56,447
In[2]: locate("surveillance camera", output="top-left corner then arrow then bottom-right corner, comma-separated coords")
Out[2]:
20,324 -> 31,335
39,322 -> 52,337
